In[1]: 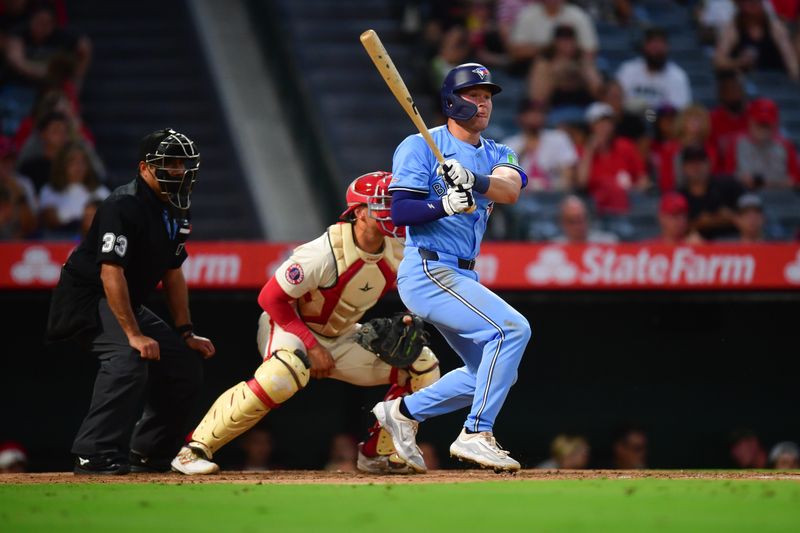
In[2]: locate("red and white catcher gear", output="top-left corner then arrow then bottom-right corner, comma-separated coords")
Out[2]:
188,349 -> 311,457
340,171 -> 405,239
297,223 -> 403,338
361,347 -> 440,459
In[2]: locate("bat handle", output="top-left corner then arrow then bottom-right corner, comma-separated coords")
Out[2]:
458,184 -> 475,208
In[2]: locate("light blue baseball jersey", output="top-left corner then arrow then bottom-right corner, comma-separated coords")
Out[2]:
389,125 -> 527,259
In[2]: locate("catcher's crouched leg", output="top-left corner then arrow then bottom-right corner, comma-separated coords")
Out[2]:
171,349 -> 310,475
360,347 -> 440,473
408,347 -> 441,392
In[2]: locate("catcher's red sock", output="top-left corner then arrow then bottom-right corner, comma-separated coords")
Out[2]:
361,421 -> 382,457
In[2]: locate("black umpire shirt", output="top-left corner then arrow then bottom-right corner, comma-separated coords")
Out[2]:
46,176 -> 191,343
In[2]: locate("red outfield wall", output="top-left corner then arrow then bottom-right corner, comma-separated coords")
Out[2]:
1,242 -> 799,290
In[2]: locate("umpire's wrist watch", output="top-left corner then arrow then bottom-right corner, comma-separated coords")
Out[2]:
175,323 -> 194,340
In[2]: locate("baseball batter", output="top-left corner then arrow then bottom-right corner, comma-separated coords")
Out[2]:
373,63 -> 530,472
171,172 -> 440,475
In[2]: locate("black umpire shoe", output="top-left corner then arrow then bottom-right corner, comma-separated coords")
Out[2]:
129,450 -> 171,473
74,455 -> 130,475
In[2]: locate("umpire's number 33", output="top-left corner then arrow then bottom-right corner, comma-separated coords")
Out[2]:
101,232 -> 128,257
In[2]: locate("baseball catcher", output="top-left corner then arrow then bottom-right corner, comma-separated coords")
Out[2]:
171,171 -> 440,475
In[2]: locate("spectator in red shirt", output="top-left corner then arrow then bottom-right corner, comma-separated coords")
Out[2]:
649,104 -> 678,156
654,104 -> 722,192
577,102 -> 648,214
654,191 -> 703,244
726,97 -> 800,189
13,88 -> 94,149
709,69 -> 749,171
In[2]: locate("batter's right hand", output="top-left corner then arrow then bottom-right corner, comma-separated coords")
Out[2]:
307,344 -> 335,379
129,334 -> 160,360
438,159 -> 475,190
442,186 -> 475,216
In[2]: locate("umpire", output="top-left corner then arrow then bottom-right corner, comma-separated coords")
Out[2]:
46,128 -> 215,475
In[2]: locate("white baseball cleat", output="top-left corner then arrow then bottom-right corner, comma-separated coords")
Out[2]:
371,399 -> 427,473
170,444 -> 220,475
356,446 -> 413,475
449,429 -> 521,472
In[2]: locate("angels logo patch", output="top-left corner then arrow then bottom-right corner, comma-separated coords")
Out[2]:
285,263 -> 305,285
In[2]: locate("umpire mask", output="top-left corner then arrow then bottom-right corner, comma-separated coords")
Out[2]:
141,128 -> 200,210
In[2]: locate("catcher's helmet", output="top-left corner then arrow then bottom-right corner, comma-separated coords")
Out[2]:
340,171 -> 405,239
440,63 -> 502,121
140,128 -> 200,210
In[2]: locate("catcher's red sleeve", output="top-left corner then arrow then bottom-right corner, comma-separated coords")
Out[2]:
257,277 -> 318,350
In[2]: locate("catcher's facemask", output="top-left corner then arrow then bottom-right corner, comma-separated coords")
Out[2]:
145,130 -> 200,210
367,188 -> 405,240
340,172 -> 406,239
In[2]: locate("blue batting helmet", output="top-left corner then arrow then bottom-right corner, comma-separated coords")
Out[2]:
440,63 -> 502,121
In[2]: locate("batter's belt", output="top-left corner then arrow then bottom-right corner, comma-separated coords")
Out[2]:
418,248 -> 476,270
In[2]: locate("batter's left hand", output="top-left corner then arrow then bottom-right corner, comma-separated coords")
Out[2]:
438,159 -> 475,190
186,334 -> 216,359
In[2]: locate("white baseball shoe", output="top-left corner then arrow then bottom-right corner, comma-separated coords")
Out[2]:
449,429 -> 521,472
371,399 -> 427,473
170,443 -> 220,475
357,446 -> 413,475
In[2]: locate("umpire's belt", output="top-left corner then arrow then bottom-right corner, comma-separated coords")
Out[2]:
418,248 -> 476,270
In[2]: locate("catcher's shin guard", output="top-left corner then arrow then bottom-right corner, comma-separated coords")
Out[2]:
362,348 -> 440,458
190,349 -> 310,455
408,347 -> 440,392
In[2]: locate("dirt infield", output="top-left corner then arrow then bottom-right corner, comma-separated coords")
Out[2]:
2,469 -> 799,485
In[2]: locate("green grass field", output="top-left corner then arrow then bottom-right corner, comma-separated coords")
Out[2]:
2,478 -> 800,532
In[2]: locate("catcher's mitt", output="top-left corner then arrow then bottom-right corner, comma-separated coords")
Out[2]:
355,313 -> 429,368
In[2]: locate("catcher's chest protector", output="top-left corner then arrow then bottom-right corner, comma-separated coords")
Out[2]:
298,223 -> 403,337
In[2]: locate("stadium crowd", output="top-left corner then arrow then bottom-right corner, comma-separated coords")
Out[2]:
2,0 -> 799,244
0,0 -> 105,241
412,0 -> 800,243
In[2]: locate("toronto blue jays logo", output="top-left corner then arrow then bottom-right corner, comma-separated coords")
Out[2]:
285,263 -> 305,285
472,66 -> 489,80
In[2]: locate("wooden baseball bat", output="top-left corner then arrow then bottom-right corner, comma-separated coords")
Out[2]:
360,29 -> 476,213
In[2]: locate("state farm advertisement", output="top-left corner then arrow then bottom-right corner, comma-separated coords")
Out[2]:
476,244 -> 800,290
1,242 -> 799,291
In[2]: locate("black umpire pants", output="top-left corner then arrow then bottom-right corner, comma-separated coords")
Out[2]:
71,298 -> 203,461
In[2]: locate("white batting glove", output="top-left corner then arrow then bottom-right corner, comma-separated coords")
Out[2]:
438,159 -> 475,190
442,186 -> 475,216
